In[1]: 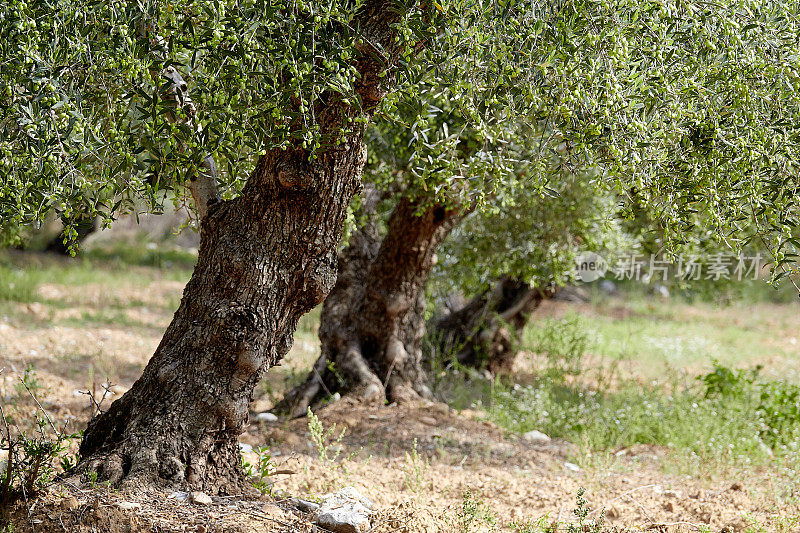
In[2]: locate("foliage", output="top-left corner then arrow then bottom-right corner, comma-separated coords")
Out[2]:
3,0 -> 800,285
487,360 -> 800,472
241,445 -> 278,496
522,312 -> 591,382
0,382 -> 79,529
0,0 -> 545,233
307,407 -> 346,466
433,166 -> 628,295
402,438 -> 429,498
456,489 -> 497,532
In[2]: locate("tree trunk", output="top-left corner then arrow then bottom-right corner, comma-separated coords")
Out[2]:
77,0 -> 404,493
276,196 -> 466,417
431,277 -> 554,374
44,214 -> 96,255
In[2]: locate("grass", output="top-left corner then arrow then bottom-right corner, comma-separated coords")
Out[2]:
0,252 -> 192,305
475,308 -> 800,483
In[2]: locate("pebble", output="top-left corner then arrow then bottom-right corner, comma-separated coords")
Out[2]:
239,443 -> 253,453
256,412 -> 278,423
420,416 -> 438,426
115,501 -> 141,511
190,491 -> 213,505
290,497 -> 320,513
522,430 -> 551,445
62,496 -> 80,510
564,462 -> 581,472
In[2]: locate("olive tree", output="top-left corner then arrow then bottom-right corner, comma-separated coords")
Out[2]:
1,0 -> 547,491
3,0 -> 800,491
278,0 -> 800,414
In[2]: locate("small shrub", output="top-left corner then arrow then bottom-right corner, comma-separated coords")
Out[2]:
757,381 -> 800,448
402,438 -> 429,498
307,407 -> 346,466
1,410 -> 78,529
699,360 -> 760,398
456,489 -> 497,532
526,313 -> 591,381
566,488 -> 603,533
242,446 -> 277,495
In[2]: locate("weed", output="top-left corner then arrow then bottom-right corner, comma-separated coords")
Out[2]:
566,488 -> 603,533
0,379 -> 79,529
525,312 -> 591,382
307,407 -> 346,466
242,446 -> 277,496
456,489 -> 497,532
13,365 -> 41,398
487,359 -> 800,476
402,438 -> 429,498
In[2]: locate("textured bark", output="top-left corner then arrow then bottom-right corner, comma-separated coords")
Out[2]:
77,0 -> 405,493
276,196 -> 466,417
431,278 -> 554,373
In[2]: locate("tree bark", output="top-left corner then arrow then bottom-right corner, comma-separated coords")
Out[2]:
431,277 -> 555,374
276,196 -> 467,417
77,0 -> 405,493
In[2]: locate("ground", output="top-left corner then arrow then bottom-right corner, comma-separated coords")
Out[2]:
1,248 -> 799,532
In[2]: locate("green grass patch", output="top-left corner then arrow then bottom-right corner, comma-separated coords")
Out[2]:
83,238 -> 198,269
0,250 -> 193,304
482,311 -> 800,473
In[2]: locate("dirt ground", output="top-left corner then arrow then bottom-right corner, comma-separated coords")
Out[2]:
1,267 -> 798,532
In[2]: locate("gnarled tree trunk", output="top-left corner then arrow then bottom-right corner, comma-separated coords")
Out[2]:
276,195 -> 466,417
77,0 -> 403,493
45,213 -> 96,255
431,277 -> 555,373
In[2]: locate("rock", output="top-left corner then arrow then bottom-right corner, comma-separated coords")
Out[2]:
420,416 -> 438,426
62,496 -> 80,510
115,501 -> 141,511
261,503 -> 288,521
564,462 -> 581,472
168,491 -> 190,501
321,486 -> 374,511
317,505 -> 371,533
599,280 -> 617,294
239,442 -> 254,453
190,491 -> 213,505
652,284 -> 670,299
256,412 -> 278,423
522,430 -> 551,445
290,497 -> 320,513
314,486 -> 374,533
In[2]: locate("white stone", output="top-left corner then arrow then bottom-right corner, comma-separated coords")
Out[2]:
564,462 -> 581,472
255,412 -> 278,423
190,491 -> 213,505
314,486 -> 374,533
239,442 -> 253,453
522,430 -> 551,445
317,504 -> 371,533
115,501 -> 141,511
